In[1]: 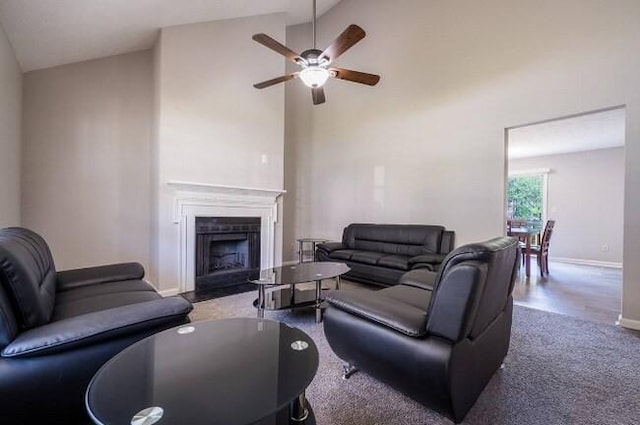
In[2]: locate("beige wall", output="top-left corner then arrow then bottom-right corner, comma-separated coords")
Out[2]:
284,0 -> 640,325
510,147 -> 624,264
152,14 -> 286,291
283,23 -> 314,261
0,22 -> 21,227
22,51 -> 153,271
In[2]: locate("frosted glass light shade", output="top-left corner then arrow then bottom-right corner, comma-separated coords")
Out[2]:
299,67 -> 330,88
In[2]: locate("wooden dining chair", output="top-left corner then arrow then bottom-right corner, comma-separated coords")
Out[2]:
528,220 -> 556,276
507,219 -> 528,243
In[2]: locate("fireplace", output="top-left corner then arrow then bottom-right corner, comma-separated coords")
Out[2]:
195,217 -> 261,290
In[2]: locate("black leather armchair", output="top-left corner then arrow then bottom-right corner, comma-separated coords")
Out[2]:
0,227 -> 193,424
323,237 -> 520,423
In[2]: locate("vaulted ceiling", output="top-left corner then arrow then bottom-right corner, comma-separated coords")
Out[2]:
0,0 -> 342,72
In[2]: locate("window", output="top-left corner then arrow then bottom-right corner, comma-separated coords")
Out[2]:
507,169 -> 549,222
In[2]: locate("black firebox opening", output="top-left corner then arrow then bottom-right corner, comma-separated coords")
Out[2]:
195,217 -> 261,291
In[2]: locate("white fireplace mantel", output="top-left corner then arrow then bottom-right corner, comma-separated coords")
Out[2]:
168,181 -> 286,223
168,181 -> 286,293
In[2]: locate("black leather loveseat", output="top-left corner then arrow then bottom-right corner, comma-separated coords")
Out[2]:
0,227 -> 193,424
316,223 -> 454,286
323,237 -> 520,423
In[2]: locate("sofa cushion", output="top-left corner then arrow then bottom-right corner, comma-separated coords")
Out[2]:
325,286 -> 431,337
350,251 -> 385,265
2,298 -> 192,358
381,284 -> 432,311
329,249 -> 359,261
0,228 -> 57,329
377,255 -> 411,271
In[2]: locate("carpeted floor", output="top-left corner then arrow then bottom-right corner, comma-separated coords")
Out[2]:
190,287 -> 640,425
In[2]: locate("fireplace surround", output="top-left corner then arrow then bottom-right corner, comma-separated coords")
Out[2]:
169,181 -> 285,294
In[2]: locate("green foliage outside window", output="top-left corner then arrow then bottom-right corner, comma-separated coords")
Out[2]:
507,175 -> 543,220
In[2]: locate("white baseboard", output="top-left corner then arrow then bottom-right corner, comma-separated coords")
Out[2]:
552,257 -> 622,269
617,315 -> 640,330
280,260 -> 298,266
158,288 -> 180,297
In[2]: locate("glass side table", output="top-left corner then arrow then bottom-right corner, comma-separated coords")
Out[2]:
297,238 -> 328,263
252,262 -> 350,323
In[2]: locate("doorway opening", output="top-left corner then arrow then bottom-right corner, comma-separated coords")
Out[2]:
504,106 -> 625,325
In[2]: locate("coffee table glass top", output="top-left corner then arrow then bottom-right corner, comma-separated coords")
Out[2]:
86,318 -> 319,425
252,262 -> 350,286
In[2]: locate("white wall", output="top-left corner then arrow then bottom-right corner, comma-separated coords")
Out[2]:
0,21 -> 21,227
21,51 -> 153,271
510,147 -> 624,264
152,14 -> 286,291
284,0 -> 640,325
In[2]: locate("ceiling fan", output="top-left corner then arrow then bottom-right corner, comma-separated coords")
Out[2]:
252,0 -> 380,105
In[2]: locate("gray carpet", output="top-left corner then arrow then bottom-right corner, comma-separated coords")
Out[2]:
190,287 -> 640,425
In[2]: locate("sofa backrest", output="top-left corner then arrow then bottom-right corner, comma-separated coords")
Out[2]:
425,237 -> 519,342
0,227 -> 57,331
342,224 -> 446,256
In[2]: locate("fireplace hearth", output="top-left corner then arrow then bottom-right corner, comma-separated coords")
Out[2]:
195,217 -> 261,291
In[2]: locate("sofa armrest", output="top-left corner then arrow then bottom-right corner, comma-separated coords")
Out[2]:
325,290 -> 428,337
56,262 -> 145,291
409,253 -> 447,268
399,269 -> 437,291
316,242 -> 347,254
1,297 -> 192,358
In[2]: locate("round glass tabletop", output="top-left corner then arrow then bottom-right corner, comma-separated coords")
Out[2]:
252,262 -> 350,286
86,318 -> 319,425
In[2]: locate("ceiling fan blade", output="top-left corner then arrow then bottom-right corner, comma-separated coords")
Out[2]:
253,73 -> 297,89
320,24 -> 366,63
312,87 -> 326,105
252,33 -> 303,64
330,67 -> 380,86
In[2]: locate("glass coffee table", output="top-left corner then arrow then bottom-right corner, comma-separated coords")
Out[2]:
86,318 -> 319,425
252,262 -> 350,323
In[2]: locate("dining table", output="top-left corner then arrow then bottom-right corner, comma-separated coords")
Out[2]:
508,226 -> 541,278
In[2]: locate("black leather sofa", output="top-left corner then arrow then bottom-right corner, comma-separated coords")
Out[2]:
0,227 -> 193,424
323,237 -> 520,423
316,223 -> 454,286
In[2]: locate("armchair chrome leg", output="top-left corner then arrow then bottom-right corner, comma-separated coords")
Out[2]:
342,363 -> 358,380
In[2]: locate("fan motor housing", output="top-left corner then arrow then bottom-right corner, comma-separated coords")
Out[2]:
300,49 -> 328,66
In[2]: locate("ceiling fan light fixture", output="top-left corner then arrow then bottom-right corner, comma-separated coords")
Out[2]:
251,0 -> 379,104
299,66 -> 330,88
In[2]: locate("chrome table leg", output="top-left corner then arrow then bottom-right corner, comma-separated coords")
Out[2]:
290,391 -> 309,422
257,285 -> 265,319
315,279 -> 322,323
